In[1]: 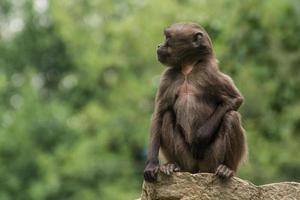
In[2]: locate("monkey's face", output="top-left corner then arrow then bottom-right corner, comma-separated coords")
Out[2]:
157,22 -> 213,67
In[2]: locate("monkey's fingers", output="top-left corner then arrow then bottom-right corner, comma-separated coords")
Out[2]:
174,165 -> 181,172
160,163 -> 180,175
168,164 -> 176,175
144,171 -> 153,182
160,165 -> 168,175
160,164 -> 172,175
151,167 -> 159,179
215,165 -> 225,175
224,169 -> 234,178
144,171 -> 154,182
221,169 -> 233,179
215,164 -> 233,179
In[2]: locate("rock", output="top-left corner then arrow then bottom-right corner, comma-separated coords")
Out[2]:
140,172 -> 300,200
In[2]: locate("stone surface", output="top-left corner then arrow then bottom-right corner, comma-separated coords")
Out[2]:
140,172 -> 300,200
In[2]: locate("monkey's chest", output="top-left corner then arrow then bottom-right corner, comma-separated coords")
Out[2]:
177,80 -> 198,95
174,80 -> 203,105
174,82 -> 210,122
173,80 -> 214,140
174,80 -> 203,117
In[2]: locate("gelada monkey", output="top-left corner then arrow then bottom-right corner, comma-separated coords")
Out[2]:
144,22 -> 247,182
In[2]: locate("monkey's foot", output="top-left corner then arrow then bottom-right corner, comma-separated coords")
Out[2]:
215,164 -> 234,179
160,163 -> 181,175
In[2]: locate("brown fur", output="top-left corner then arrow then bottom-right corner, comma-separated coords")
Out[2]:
144,22 -> 247,182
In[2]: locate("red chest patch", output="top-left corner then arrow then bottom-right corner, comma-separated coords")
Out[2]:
177,65 -> 198,95
178,80 -> 197,95
177,65 -> 197,95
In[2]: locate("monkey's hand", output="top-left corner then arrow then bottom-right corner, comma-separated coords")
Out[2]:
144,161 -> 159,182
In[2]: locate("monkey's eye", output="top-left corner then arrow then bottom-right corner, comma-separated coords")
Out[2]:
165,37 -> 171,47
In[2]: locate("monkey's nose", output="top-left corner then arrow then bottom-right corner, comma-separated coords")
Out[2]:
157,44 -> 162,48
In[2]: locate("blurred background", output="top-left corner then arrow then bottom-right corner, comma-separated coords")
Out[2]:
0,0 -> 300,199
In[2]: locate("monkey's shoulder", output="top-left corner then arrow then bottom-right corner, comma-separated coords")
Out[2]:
217,72 -> 234,83
197,69 -> 235,86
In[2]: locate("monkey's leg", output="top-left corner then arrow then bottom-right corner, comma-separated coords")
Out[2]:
215,111 -> 247,179
160,111 -> 181,175
160,111 -> 175,159
161,111 -> 199,173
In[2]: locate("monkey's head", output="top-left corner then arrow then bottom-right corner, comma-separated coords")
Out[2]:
157,22 -> 214,67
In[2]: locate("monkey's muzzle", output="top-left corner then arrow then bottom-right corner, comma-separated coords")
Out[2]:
157,47 -> 169,63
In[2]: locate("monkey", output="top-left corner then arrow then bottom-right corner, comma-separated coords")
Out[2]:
143,22 -> 247,182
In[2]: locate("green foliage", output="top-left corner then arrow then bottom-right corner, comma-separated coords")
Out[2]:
0,0 -> 300,199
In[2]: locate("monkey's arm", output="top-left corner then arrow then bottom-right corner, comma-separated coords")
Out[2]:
144,71 -> 172,182
143,116 -> 161,181
191,74 -> 243,158
144,98 -> 169,182
202,74 -> 243,133
197,74 -> 243,140
218,73 -> 244,111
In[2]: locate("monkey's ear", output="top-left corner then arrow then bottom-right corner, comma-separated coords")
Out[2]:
192,32 -> 203,48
